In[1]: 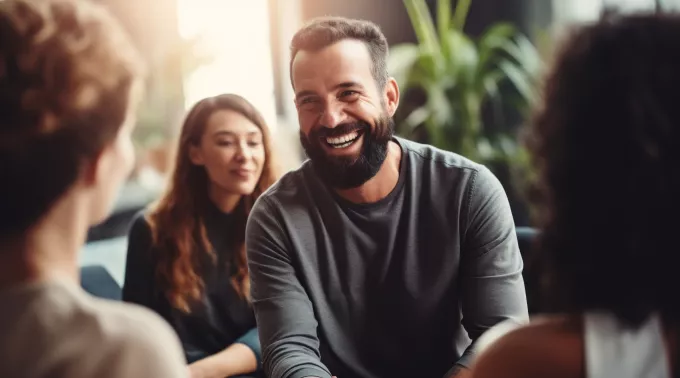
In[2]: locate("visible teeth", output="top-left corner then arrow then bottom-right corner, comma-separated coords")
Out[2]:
331,140 -> 353,149
326,131 -> 359,146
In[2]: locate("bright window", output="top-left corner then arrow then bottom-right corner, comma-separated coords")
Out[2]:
176,0 -> 278,131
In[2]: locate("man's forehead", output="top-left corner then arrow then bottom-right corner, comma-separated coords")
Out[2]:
292,39 -> 373,89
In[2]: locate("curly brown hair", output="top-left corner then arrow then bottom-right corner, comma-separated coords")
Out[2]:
0,0 -> 144,237
528,12 -> 680,327
146,94 -> 278,312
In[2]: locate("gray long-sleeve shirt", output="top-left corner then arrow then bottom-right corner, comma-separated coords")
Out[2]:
246,137 -> 528,378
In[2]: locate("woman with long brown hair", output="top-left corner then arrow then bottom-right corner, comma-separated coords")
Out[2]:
123,94 -> 278,378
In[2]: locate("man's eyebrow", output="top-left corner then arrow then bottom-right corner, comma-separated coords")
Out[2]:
334,81 -> 363,90
295,90 -> 316,99
295,82 -> 364,100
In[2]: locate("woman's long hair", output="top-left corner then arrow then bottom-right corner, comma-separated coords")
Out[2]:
146,94 -> 278,312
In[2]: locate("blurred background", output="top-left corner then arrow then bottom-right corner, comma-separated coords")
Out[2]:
82,0 -> 680,288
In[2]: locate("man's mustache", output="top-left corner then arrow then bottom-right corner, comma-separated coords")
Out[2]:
313,121 -> 370,139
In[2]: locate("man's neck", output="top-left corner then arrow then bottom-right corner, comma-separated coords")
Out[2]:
335,140 -> 402,204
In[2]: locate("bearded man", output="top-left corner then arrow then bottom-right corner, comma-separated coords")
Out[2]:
246,16 -> 528,378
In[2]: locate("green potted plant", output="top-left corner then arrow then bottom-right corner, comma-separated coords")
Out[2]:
388,0 -> 543,223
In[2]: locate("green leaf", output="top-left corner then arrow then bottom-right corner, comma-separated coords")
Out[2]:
409,51 -> 440,86
424,117 -> 452,151
445,29 -> 479,85
452,0 -> 472,31
481,69 -> 506,126
403,0 -> 439,54
476,137 -> 497,161
498,59 -> 536,104
482,72 -> 500,99
480,22 -> 517,42
437,0 -> 452,38
437,0 -> 452,62
387,43 -> 421,88
497,134 -> 520,157
426,84 -> 454,127
477,23 -> 516,72
403,105 -> 432,133
513,34 -> 544,76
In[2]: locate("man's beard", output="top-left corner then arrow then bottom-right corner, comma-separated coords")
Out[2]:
300,115 -> 395,190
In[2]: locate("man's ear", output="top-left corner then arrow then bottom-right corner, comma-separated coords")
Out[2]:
188,144 -> 204,165
383,77 -> 400,117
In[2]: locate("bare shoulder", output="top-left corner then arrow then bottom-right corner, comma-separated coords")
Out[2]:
471,315 -> 585,378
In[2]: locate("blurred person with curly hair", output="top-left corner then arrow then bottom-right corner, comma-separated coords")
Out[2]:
471,12 -> 680,378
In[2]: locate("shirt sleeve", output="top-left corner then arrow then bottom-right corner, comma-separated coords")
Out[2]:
456,166 -> 529,368
235,327 -> 262,367
246,196 -> 333,378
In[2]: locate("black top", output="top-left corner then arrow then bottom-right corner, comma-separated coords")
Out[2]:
123,201 -> 260,365
246,137 -> 528,378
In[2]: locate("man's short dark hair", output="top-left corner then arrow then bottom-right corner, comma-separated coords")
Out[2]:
290,17 -> 389,90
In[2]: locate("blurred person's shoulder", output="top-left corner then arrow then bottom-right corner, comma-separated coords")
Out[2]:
471,315 -> 584,378
0,277 -> 187,378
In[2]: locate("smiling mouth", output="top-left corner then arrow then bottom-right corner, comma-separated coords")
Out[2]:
231,168 -> 253,177
324,130 -> 364,149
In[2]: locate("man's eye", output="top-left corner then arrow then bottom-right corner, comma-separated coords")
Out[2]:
216,140 -> 234,146
339,90 -> 358,98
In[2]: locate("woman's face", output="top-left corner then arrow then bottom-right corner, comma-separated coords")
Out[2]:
190,109 -> 266,196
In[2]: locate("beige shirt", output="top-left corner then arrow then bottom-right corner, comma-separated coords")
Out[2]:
0,277 -> 188,378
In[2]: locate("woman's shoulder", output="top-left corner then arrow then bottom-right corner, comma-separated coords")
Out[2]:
127,209 -> 155,243
0,280 -> 186,378
77,295 -> 187,376
129,209 -> 152,233
471,315 -> 585,378
125,209 -> 157,259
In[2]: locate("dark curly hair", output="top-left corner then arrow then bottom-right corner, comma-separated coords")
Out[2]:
529,12 -> 680,328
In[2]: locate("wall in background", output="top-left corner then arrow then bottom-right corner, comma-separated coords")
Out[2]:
553,0 -> 675,25
299,0 -> 550,44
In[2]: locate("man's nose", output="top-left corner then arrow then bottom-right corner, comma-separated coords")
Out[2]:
318,102 -> 345,128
